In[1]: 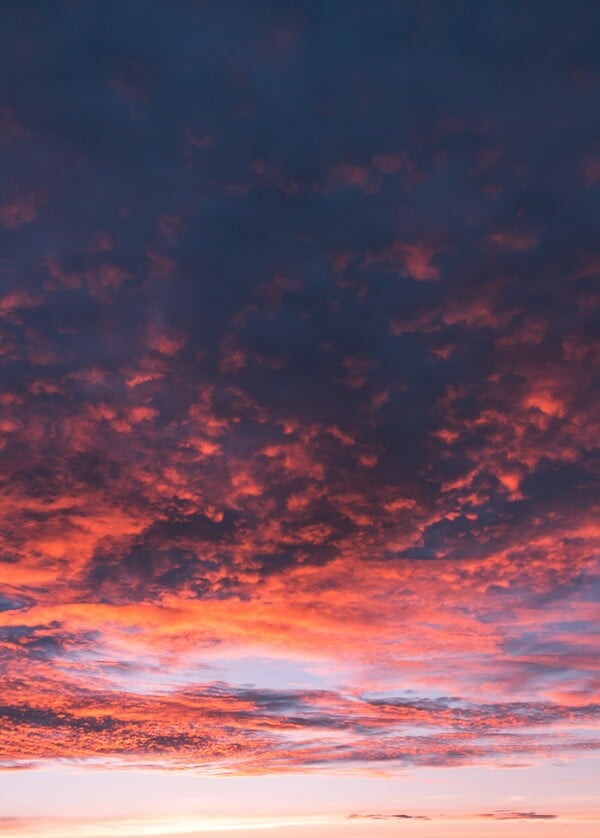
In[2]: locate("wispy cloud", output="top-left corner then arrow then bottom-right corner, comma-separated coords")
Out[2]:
480,811 -> 557,820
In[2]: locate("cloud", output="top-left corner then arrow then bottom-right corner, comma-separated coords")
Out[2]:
480,811 -> 556,820
0,190 -> 43,229
0,0 -> 597,788
348,813 -> 430,821
363,240 -> 442,281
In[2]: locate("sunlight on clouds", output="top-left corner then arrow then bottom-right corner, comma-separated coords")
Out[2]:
0,0 -> 598,832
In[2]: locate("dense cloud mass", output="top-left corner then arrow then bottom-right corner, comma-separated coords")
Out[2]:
0,0 -> 598,779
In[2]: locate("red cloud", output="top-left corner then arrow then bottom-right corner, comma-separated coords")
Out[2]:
364,240 -> 441,280
0,190 -> 43,229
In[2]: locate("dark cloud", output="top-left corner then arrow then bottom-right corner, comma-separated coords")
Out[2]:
348,812 -> 430,821
480,811 -> 557,820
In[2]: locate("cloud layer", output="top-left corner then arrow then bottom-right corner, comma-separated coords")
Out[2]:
0,0 -> 598,789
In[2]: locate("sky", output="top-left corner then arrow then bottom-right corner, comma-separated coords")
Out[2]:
0,1 -> 599,836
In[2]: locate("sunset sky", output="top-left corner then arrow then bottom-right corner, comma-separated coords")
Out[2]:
0,2 -> 599,836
